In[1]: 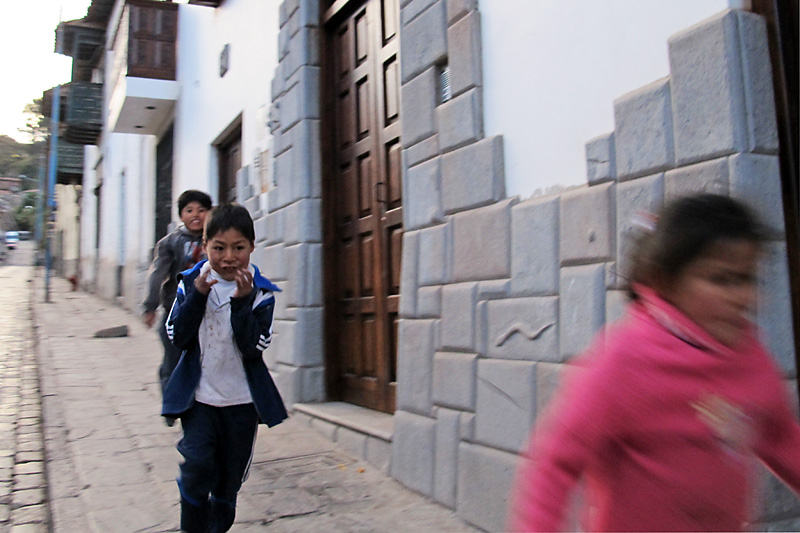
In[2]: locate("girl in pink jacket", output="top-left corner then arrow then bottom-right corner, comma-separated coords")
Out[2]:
509,194 -> 800,532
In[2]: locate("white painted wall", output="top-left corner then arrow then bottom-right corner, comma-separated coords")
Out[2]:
96,134 -> 153,265
480,0 -> 730,199
174,0 -> 280,212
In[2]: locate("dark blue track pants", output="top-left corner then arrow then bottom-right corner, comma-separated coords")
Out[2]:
177,402 -> 259,533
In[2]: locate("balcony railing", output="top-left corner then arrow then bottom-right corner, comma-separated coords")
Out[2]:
56,141 -> 84,185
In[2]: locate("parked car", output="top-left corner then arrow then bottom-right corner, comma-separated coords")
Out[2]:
5,231 -> 19,250
18,230 -> 31,241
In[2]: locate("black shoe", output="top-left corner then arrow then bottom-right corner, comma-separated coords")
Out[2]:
165,416 -> 177,427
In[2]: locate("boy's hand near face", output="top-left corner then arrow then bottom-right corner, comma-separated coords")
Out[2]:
233,268 -> 253,298
194,268 -> 218,295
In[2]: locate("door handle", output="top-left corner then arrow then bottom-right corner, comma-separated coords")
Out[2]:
375,181 -> 387,204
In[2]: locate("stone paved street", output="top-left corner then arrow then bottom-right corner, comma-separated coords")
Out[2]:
0,242 -> 479,532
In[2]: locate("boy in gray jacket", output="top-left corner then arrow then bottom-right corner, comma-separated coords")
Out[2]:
143,190 -> 213,397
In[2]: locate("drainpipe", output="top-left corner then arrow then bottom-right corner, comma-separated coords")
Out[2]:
45,81 -> 60,303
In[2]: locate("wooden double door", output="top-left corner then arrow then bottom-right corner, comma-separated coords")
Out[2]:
322,0 -> 403,413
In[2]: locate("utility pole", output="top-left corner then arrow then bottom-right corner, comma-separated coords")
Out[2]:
45,23 -> 63,303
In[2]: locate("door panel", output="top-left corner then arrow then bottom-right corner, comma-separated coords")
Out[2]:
324,0 -> 402,413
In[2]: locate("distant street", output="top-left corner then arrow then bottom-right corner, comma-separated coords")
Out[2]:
2,240 -> 35,268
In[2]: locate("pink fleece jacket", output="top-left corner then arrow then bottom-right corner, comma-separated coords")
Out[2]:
509,288 -> 800,532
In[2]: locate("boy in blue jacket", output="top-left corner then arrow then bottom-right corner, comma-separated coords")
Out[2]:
163,203 -> 287,532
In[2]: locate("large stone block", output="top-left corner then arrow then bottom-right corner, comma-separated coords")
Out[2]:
486,297 -> 559,362
282,198 -> 322,245
275,307 -> 323,367
615,174 -> 664,280
436,88 -> 483,152
262,244 -> 287,282
401,0 -> 438,26
456,442 -> 517,532
299,365 -> 325,402
396,319 -> 436,415
265,207 -> 286,246
417,285 -> 442,318
451,199 -> 512,282
511,196 -> 559,296
736,11 -> 779,154
391,410 -> 436,497
432,352 -> 477,411
757,242 -> 796,376
284,243 -> 323,307
254,214 -> 269,244
664,156 -> 729,201
271,281 -> 289,320
559,264 -> 606,359
729,153 -> 785,235
669,11 -> 748,165
279,67 -> 320,132
536,361 -> 566,415
441,135 -> 505,214
418,224 -> 447,286
401,67 -> 438,148
434,408 -> 461,508
447,10 -> 482,97
399,231 -> 419,317
446,0 -> 476,25
586,132 -> 617,185
400,0 -> 447,83
475,359 -> 537,453
404,156 -> 443,230
560,183 -> 615,265
285,27 -> 320,80
272,363 -> 301,406
271,124 -> 322,209
441,282 -> 478,351
405,134 -> 440,167
614,78 -> 674,180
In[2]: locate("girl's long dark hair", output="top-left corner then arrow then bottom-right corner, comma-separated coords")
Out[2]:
626,193 -> 767,299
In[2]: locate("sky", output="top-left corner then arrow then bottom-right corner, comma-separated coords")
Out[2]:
0,0 -> 93,143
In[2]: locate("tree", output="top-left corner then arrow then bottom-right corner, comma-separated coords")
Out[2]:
20,99 -> 49,144
13,191 -> 39,232
0,99 -> 48,180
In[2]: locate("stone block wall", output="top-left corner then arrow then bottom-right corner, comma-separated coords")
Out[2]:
392,5 -> 798,532
258,3 -> 798,531
247,0 -> 326,406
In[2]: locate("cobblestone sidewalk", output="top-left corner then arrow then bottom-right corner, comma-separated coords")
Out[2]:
0,266 -> 48,532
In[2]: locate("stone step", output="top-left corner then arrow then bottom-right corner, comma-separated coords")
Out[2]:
292,402 -> 394,475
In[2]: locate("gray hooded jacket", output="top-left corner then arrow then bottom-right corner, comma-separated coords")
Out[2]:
142,225 -> 205,313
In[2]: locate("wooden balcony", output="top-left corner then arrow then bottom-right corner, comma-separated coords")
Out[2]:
43,82 -> 103,145
108,0 -> 179,134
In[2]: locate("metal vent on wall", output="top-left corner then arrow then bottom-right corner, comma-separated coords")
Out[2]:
439,65 -> 452,103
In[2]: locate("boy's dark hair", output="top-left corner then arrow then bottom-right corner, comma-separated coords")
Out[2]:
627,193 -> 767,297
177,190 -> 212,215
204,203 -> 255,243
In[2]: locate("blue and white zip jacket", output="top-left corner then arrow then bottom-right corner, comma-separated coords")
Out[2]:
162,260 -> 288,427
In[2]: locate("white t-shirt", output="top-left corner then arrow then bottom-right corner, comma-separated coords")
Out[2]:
195,263 -> 253,407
